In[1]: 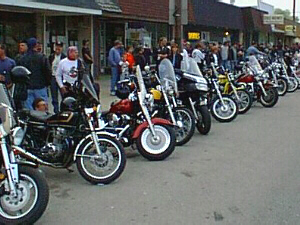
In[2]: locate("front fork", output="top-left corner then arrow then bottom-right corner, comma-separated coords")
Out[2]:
162,91 -> 176,126
257,81 -> 268,97
213,80 -> 226,106
87,117 -> 105,157
0,137 -> 19,197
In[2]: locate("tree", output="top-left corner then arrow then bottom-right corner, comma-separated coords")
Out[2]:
274,8 -> 299,22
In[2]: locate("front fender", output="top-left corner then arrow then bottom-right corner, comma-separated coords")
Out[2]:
132,118 -> 173,139
73,131 -> 117,161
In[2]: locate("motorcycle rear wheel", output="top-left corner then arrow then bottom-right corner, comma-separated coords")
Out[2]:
260,87 -> 279,108
0,166 -> 49,225
231,90 -> 252,114
136,124 -> 176,161
211,95 -> 238,123
196,105 -> 211,135
76,134 -> 126,185
172,107 -> 195,146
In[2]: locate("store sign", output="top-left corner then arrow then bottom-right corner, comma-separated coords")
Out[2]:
263,15 -> 284,25
285,25 -> 296,32
188,32 -> 200,40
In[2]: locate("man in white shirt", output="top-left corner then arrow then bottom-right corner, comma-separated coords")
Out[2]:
56,46 -> 81,96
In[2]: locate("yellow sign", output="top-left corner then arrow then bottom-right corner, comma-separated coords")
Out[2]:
285,25 -> 296,32
188,32 -> 200,40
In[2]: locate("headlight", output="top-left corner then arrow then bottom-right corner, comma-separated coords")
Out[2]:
12,127 -> 24,146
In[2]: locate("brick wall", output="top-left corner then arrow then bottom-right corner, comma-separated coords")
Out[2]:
119,0 -> 169,22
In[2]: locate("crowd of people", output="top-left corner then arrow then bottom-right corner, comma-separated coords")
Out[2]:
1,36 -> 300,113
108,38 -> 300,96
0,37 -> 93,113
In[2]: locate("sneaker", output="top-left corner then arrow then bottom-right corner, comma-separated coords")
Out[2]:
110,91 -> 116,96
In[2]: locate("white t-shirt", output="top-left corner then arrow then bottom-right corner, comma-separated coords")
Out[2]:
56,58 -> 78,88
52,54 -> 61,76
192,49 -> 205,63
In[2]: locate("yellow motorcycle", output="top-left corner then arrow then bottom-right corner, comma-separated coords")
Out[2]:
215,66 -> 253,114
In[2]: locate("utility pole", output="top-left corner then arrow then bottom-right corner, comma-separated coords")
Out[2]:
174,0 -> 182,47
293,0 -> 296,33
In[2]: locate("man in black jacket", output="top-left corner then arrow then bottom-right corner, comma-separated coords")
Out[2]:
19,38 -> 51,110
49,42 -> 66,113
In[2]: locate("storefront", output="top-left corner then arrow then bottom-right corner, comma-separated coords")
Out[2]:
0,11 -> 36,58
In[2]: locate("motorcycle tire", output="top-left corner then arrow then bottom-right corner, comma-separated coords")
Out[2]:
76,134 -> 126,185
231,90 -> 253,114
260,87 -> 279,108
172,107 -> 195,146
0,166 -> 49,225
195,105 -> 211,135
287,77 -> 299,93
211,95 -> 238,123
136,124 -> 176,161
277,77 -> 288,96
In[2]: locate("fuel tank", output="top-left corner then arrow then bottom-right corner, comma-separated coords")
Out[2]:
47,111 -> 78,125
109,99 -> 134,114
237,74 -> 255,83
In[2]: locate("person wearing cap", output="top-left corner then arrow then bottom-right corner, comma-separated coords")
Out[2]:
56,46 -> 83,96
0,44 -> 15,88
49,42 -> 66,113
18,37 -> 52,110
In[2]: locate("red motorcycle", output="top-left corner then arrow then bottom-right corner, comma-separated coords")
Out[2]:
102,66 -> 176,161
237,56 -> 279,108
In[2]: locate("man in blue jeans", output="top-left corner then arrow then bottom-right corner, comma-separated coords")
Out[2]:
19,38 -> 51,110
108,40 -> 122,96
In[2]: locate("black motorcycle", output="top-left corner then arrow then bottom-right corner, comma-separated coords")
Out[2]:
175,51 -> 211,134
13,67 -> 126,185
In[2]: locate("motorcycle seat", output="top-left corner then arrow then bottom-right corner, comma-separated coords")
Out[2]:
29,110 -> 52,122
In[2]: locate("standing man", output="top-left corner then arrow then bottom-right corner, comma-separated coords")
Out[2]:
19,38 -> 51,110
82,39 -> 93,75
0,44 -> 16,88
108,40 -> 122,96
15,40 -> 28,64
153,37 -> 170,70
192,43 -> 206,71
221,41 -> 230,70
49,42 -> 66,113
229,43 -> 238,72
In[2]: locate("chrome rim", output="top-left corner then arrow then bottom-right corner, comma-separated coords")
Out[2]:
80,138 -> 122,180
0,174 -> 38,219
213,97 -> 237,120
174,109 -> 192,143
236,91 -> 250,112
261,89 -> 275,103
141,125 -> 171,154
288,77 -> 298,91
277,80 -> 287,95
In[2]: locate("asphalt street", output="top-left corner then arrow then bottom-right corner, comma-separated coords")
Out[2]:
37,90 -> 300,225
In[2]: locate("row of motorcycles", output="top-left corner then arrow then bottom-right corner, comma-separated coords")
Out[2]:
0,48 -> 299,224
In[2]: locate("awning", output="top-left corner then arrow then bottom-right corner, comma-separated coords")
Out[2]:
0,0 -> 103,15
271,25 -> 285,34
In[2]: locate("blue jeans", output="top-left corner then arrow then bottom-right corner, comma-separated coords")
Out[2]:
50,77 -> 59,113
24,87 -> 48,110
222,60 -> 230,71
110,67 -> 119,93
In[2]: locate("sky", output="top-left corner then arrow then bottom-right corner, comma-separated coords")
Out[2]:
221,0 -> 300,17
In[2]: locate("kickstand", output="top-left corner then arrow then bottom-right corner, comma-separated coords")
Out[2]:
66,168 -> 74,173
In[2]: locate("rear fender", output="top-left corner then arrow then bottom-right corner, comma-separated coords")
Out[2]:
132,118 -> 173,139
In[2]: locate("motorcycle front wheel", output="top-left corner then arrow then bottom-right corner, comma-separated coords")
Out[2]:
211,95 -> 238,123
172,107 -> 195,146
260,87 -> 279,108
277,78 -> 288,96
0,166 -> 49,225
196,105 -> 211,135
76,134 -> 126,185
231,89 -> 252,114
287,77 -> 299,93
136,124 -> 176,161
